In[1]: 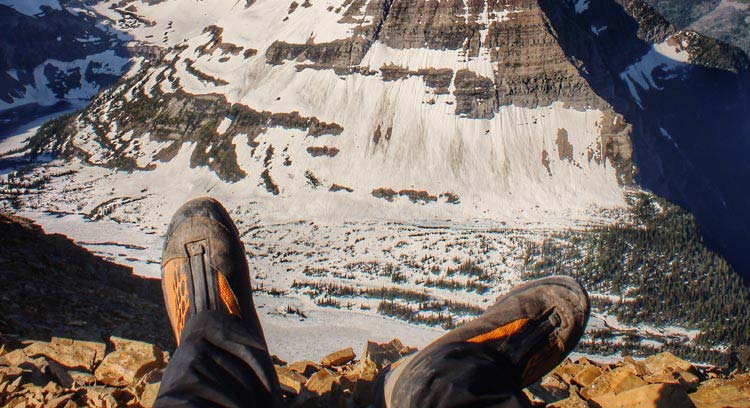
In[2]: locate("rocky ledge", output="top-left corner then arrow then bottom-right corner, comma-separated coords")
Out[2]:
2,335 -> 750,407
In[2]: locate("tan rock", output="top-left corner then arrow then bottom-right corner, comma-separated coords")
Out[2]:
138,380 -> 161,408
590,383 -> 694,408
6,375 -> 23,393
674,368 -> 700,388
526,374 -> 571,404
690,382 -> 750,408
83,386 -> 119,408
360,340 -> 403,370
622,356 -> 649,377
348,358 -> 380,406
541,374 -> 572,400
289,360 -> 320,377
577,357 -> 606,368
2,349 -> 27,366
321,347 -> 356,367
43,380 -> 63,395
94,337 -> 165,387
3,395 -> 27,408
572,365 -> 603,388
305,368 -> 345,396
548,392 -> 590,408
0,365 -> 23,381
55,338 -> 107,365
46,393 -> 75,408
552,359 -> 585,382
70,370 -> 97,386
643,352 -> 693,377
130,369 -> 162,408
275,365 -> 308,394
23,338 -> 105,371
21,383 -> 45,406
582,366 -> 647,399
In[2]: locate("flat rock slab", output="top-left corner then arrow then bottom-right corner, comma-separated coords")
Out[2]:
94,337 -> 165,387
23,338 -> 106,371
591,383 -> 694,408
322,347 -> 356,367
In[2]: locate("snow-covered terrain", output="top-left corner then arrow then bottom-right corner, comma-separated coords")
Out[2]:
2,0 -> 738,363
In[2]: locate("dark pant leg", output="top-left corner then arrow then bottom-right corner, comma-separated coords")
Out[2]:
154,311 -> 282,408
385,342 -> 532,408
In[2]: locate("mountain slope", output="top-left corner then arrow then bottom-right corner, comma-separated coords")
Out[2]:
645,0 -> 750,55
0,1 -> 130,134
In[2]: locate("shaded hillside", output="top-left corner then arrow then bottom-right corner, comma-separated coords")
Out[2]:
0,213 -> 173,351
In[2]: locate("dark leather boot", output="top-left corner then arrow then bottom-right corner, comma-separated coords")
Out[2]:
382,276 -> 590,407
160,197 -> 264,345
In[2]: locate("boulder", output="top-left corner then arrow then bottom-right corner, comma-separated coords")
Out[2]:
643,352 -> 693,379
360,339 -> 404,370
548,392 -> 590,408
350,359 -> 380,406
0,365 -> 23,382
42,380 -> 63,396
689,380 -> 750,408
622,356 -> 649,377
275,365 -> 308,394
69,370 -> 97,386
582,366 -> 647,399
83,385 -> 119,408
305,368 -> 350,396
2,349 -> 27,366
23,338 -> 105,371
552,359 -> 585,382
46,393 -> 75,408
94,337 -> 165,387
572,365 -> 603,388
590,383 -> 694,408
526,374 -> 571,403
321,347 -> 356,367
289,360 -> 320,377
132,370 -> 163,408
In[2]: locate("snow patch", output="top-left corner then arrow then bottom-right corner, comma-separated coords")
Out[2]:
620,39 -> 690,107
575,0 -> 590,14
0,0 -> 61,17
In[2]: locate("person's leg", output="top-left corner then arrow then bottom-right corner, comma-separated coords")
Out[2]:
378,276 -> 590,408
154,311 -> 280,407
154,198 -> 282,408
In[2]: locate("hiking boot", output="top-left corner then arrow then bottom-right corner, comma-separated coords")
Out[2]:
381,276 -> 590,407
161,197 -> 262,344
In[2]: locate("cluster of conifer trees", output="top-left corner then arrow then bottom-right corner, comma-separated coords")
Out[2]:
523,193 -> 750,371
